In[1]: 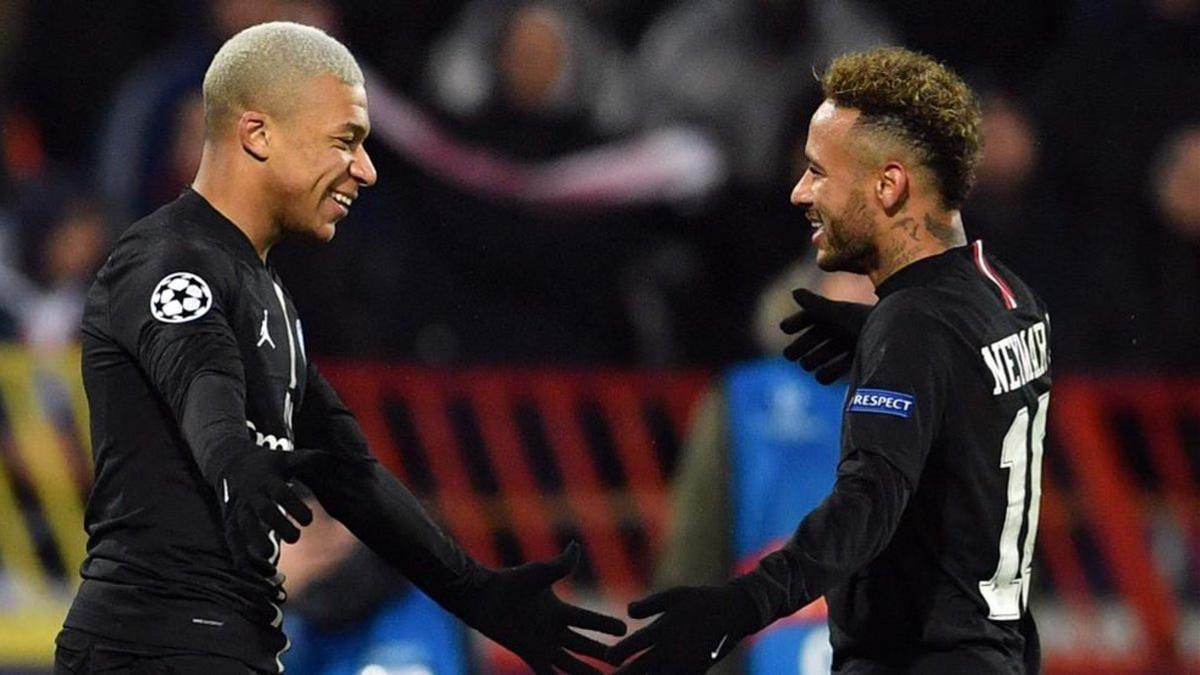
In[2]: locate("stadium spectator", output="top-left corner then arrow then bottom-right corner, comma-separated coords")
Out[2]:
0,180 -> 108,351
1150,124 -> 1200,368
17,196 -> 108,351
426,0 -> 638,143
958,89 -> 1054,277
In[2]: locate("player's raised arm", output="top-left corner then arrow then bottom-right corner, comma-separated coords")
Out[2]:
294,366 -> 626,674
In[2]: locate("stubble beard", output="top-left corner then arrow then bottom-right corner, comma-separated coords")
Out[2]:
816,188 -> 878,275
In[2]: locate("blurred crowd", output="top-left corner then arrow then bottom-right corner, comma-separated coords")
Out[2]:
0,0 -> 1198,370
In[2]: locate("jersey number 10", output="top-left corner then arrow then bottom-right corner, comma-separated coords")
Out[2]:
979,392 -> 1050,620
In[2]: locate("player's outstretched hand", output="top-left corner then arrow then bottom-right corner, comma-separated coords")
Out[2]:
209,447 -> 328,576
606,584 -> 759,675
781,288 -> 873,384
463,543 -> 626,674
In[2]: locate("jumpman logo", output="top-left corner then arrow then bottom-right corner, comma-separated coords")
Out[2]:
257,309 -> 276,349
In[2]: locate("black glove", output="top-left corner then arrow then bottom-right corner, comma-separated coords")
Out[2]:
781,288 -> 872,385
606,583 -> 760,674
462,543 -> 627,674
205,447 -> 324,576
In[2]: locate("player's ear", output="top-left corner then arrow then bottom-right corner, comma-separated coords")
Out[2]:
237,111 -> 271,162
877,161 -> 908,216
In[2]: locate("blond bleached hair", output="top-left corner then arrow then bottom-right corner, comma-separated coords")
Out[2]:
202,21 -> 364,135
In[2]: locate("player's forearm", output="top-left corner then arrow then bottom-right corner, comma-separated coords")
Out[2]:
294,365 -> 371,457
293,370 -> 485,607
736,450 -> 911,627
180,371 -> 254,478
299,457 -> 485,615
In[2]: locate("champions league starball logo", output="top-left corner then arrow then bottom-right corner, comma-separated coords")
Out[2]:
150,272 -> 213,323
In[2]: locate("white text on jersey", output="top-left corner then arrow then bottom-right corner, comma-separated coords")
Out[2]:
981,321 -> 1049,395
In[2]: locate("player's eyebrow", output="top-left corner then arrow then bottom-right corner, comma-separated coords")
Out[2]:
337,122 -> 369,139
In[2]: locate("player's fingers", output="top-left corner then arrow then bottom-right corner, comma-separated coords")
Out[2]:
792,289 -> 833,315
814,352 -> 853,385
612,648 -> 659,675
271,484 -> 313,527
282,448 -> 334,478
558,628 -> 609,661
251,550 -> 277,577
552,650 -> 603,675
798,338 -> 844,372
236,506 -> 268,549
605,622 -> 659,665
782,327 -> 829,362
524,542 -> 579,589
254,499 -> 301,544
562,603 -> 627,636
779,308 -> 814,335
628,589 -> 677,619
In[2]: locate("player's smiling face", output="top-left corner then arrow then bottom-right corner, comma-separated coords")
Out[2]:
791,100 -> 880,274
269,74 -> 377,243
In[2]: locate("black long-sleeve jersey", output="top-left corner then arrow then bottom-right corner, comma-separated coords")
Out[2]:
64,190 -> 478,672
737,243 -> 1051,673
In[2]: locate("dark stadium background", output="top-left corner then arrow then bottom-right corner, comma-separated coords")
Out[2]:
0,0 -> 1196,673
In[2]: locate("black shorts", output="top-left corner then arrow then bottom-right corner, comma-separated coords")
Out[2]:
54,628 -> 264,674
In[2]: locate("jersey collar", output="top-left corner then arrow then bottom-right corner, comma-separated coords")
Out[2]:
176,188 -> 265,267
874,243 -> 974,299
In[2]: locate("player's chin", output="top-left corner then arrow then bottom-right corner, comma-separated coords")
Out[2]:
815,246 -> 839,271
297,219 -> 338,243
314,221 -> 338,242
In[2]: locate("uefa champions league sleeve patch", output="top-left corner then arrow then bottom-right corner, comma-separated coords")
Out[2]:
150,272 -> 213,323
846,388 -> 916,418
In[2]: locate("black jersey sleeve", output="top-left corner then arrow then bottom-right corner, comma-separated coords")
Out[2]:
294,363 -> 371,461
735,450 -> 912,627
105,237 -> 250,479
292,365 -> 485,612
839,299 -> 951,487
734,301 -> 951,627
295,454 -> 486,613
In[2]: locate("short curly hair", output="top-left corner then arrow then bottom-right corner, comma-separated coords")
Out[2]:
822,47 -> 982,209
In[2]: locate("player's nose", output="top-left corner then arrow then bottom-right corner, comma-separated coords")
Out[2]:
351,144 -> 377,187
790,172 -> 813,206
